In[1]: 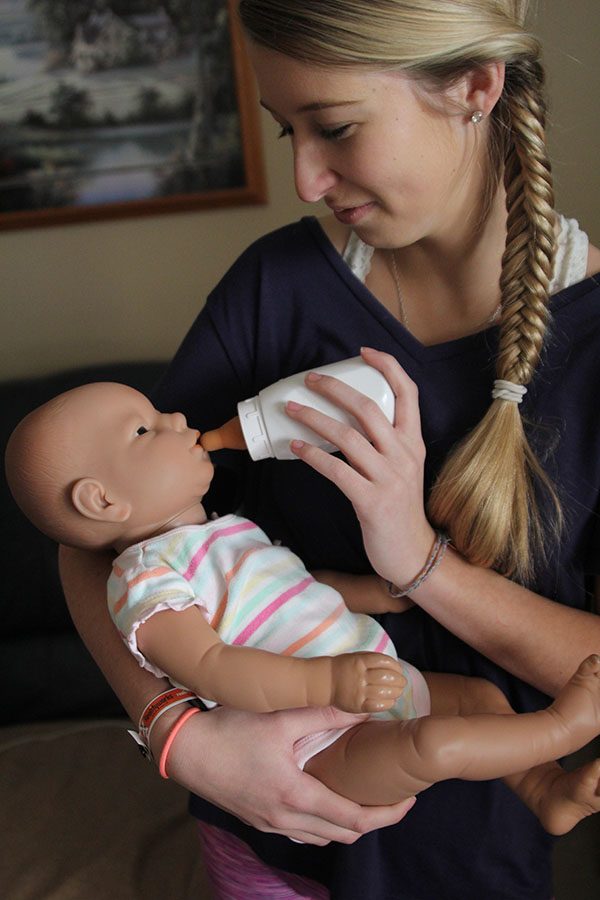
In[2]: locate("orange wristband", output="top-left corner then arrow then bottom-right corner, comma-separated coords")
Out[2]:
127,687 -> 196,762
158,707 -> 201,779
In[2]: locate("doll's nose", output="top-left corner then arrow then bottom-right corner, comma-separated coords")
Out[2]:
163,411 -> 187,431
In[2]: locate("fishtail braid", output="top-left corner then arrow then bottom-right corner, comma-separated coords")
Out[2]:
427,57 -> 561,582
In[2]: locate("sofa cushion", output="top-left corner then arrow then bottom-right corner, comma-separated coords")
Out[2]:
0,720 -> 207,899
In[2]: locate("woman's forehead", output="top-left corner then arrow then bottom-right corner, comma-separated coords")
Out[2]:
249,44 -> 410,113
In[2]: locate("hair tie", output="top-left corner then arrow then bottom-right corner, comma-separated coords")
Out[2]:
491,379 -> 527,403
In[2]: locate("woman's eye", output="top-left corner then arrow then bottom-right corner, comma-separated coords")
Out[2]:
277,124 -> 293,139
136,426 -> 149,436
320,124 -> 352,141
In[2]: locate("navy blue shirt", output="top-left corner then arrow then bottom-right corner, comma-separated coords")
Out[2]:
154,217 -> 600,900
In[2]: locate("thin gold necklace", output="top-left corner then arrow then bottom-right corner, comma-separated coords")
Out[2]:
389,249 -> 408,326
389,249 -> 501,330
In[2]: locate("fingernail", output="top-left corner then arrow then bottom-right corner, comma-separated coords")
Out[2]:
360,346 -> 375,355
290,440 -> 305,450
286,400 -> 302,411
306,371 -> 322,382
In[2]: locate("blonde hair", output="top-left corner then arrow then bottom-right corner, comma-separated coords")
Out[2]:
239,0 -> 560,581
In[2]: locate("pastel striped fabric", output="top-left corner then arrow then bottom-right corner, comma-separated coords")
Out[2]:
108,514 -> 420,719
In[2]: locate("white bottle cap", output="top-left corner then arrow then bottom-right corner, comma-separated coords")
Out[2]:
237,396 -> 273,461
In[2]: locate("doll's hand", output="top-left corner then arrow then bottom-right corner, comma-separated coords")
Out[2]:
330,652 -> 406,713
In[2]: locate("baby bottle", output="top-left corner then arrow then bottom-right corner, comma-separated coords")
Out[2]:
202,357 -> 395,461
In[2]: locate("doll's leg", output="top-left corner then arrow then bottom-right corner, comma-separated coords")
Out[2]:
507,753 -> 600,835
305,655 -> 600,813
424,668 -> 600,834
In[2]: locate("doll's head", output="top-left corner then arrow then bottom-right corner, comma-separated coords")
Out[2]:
4,382 -> 214,552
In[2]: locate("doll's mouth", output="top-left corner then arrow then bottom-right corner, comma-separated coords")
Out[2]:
193,433 -> 210,458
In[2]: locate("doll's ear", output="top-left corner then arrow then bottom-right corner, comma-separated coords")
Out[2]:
71,478 -> 132,523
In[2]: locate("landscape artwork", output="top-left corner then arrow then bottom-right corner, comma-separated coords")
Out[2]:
0,0 -> 265,229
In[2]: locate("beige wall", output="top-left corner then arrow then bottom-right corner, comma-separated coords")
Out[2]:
0,106 -> 307,381
541,0 -> 599,240
0,0 -> 597,382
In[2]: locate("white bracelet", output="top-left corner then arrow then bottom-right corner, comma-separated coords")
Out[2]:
128,688 -> 196,761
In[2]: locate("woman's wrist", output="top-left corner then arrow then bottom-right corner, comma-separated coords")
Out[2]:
386,530 -> 450,599
376,577 -> 416,613
159,708 -> 201,778
148,700 -> 198,762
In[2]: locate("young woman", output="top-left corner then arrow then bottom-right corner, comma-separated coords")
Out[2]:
60,1 -> 600,897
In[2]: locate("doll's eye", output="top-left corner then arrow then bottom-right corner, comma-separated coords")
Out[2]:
136,426 -> 149,436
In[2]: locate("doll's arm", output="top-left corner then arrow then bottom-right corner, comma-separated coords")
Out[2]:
312,570 -> 414,614
137,606 -> 405,714
60,546 -> 416,844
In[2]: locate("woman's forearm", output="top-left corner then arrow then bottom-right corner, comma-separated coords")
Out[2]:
58,545 -> 171,723
412,547 -> 600,697
58,549 -> 416,843
285,349 -> 600,699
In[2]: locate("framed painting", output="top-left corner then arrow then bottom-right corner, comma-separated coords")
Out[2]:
0,0 -> 266,230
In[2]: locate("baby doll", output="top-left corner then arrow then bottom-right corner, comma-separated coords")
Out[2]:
5,381 -> 600,835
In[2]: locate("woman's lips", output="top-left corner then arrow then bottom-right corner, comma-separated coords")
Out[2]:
331,202 -> 376,225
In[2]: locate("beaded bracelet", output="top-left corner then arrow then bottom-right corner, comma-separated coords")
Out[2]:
386,531 -> 450,599
159,707 -> 201,779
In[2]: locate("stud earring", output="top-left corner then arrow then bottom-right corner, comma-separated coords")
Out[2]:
470,110 -> 484,125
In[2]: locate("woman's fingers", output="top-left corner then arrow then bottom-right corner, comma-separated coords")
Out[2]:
283,779 -> 416,845
300,373 -> 396,456
287,400 -> 383,481
290,437 -> 373,506
290,348 -> 423,462
271,706 -> 416,843
166,704 -> 415,845
359,347 -> 422,435
286,349 -> 432,586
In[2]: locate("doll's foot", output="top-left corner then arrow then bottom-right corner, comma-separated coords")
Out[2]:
548,655 -> 600,749
536,758 -> 600,835
331,652 -> 406,713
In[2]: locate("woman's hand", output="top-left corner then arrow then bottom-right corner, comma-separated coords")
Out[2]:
60,549 -> 415,844
162,704 -> 416,845
286,351 -> 600,698
288,348 -> 435,588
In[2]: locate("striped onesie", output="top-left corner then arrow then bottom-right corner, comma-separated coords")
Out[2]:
108,514 -> 430,764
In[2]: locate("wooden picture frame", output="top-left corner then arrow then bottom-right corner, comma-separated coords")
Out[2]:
0,0 -> 266,231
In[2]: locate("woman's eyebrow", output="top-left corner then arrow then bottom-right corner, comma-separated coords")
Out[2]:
259,99 -> 359,115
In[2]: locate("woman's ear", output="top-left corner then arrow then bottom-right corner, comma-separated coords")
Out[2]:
448,62 -> 506,120
71,478 -> 132,524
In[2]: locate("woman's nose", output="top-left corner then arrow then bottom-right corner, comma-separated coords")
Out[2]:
293,141 -> 338,203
